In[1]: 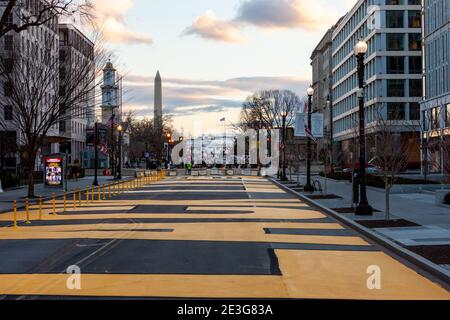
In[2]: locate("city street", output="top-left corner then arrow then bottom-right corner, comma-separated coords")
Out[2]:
0,176 -> 448,299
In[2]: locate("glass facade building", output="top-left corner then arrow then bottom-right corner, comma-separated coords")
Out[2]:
331,0 -> 422,167
420,0 -> 450,174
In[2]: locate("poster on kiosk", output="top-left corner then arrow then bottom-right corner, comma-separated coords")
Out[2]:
44,155 -> 64,188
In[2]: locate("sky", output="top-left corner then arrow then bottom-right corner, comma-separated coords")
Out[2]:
92,0 -> 354,135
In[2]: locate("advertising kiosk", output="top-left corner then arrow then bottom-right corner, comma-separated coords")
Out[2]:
44,155 -> 65,188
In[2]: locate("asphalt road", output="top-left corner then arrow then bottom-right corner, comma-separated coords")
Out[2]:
0,176 -> 448,299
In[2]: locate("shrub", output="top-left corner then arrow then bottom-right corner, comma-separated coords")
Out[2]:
444,193 -> 450,205
319,172 -> 352,181
0,172 -> 20,189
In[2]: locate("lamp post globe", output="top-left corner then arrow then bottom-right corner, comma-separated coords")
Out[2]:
354,40 -> 368,55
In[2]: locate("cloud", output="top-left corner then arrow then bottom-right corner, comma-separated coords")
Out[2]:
183,10 -> 245,43
183,0 -> 345,43
92,0 -> 152,44
235,0 -> 338,31
122,74 -> 309,118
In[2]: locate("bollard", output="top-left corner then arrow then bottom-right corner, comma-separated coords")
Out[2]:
78,189 -> 82,207
39,196 -> 43,220
73,191 -> 77,209
52,193 -> 57,215
91,187 -> 95,203
13,200 -> 18,229
63,192 -> 67,212
86,188 -> 89,205
25,198 -> 31,224
108,184 -> 111,198
97,186 -> 101,201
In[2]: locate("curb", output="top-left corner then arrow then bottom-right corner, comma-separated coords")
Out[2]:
269,178 -> 450,291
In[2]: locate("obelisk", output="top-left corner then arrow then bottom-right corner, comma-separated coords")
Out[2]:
154,71 -> 163,134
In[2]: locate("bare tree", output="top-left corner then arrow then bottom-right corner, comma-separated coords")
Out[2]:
128,115 -> 173,163
0,0 -> 92,39
239,90 -> 301,130
0,32 -> 107,197
367,109 -> 418,220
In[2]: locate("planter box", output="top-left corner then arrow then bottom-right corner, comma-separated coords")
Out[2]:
226,170 -> 234,176
435,190 -> 450,205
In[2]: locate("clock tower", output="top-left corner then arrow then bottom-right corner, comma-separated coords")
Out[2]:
101,61 -> 119,124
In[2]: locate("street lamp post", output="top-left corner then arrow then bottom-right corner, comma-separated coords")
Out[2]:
145,142 -> 150,170
111,112 -> 116,177
117,125 -> 123,180
304,86 -> 315,192
327,94 -> 333,172
93,121 -> 99,186
281,112 -> 288,181
354,40 -> 373,216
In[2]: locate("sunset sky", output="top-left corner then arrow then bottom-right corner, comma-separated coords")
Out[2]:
93,0 -> 354,134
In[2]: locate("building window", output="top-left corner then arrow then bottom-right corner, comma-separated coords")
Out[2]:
408,11 -> 421,28
387,79 -> 405,97
59,120 -> 66,133
387,56 -> 404,74
4,105 -> 13,121
409,79 -> 422,97
446,104 -> 450,128
410,103 -> 420,120
408,33 -> 421,50
431,107 -> 440,130
4,35 -> 13,51
423,110 -> 431,131
3,82 -> 13,97
409,56 -> 422,74
1,58 -> 14,74
387,34 -> 404,50
386,11 -> 404,28
387,103 -> 405,120
60,50 -> 66,62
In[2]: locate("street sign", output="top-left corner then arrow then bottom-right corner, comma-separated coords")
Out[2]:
294,113 -> 324,138
45,156 -> 63,187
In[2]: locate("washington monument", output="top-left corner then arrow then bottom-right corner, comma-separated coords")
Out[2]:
154,70 -> 163,133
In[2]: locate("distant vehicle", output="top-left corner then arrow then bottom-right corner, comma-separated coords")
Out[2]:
366,165 -> 381,174
342,165 -> 381,174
